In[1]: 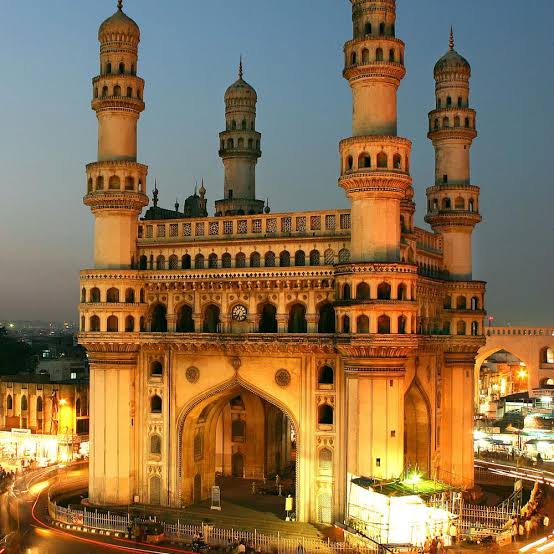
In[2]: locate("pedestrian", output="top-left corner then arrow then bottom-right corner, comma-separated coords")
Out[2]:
429,537 -> 437,554
544,515 -> 550,528
296,544 -> 305,554
448,523 -> 457,545
525,518 -> 532,537
238,539 -> 246,554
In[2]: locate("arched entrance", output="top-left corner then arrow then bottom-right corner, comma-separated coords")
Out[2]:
404,380 -> 431,475
179,382 -> 298,515
232,452 -> 244,478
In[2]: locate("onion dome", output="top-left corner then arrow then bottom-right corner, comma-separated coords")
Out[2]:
99,1 -> 140,42
225,58 -> 257,102
434,28 -> 470,79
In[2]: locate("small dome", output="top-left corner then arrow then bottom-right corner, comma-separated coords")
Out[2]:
434,48 -> 470,78
99,5 -> 140,42
225,77 -> 257,102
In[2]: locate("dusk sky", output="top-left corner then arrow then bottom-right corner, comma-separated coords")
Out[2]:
0,0 -> 552,325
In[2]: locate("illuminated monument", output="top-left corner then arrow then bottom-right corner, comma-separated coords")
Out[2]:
79,0 -> 485,523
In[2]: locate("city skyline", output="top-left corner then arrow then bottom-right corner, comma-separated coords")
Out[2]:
0,0 -> 553,325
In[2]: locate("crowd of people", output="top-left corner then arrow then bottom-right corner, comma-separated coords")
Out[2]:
508,482 -> 550,540
0,465 -> 16,493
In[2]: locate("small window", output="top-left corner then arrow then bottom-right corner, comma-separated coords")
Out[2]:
318,365 -> 334,385
151,395 -> 162,413
318,404 -> 334,425
151,361 -> 163,377
150,434 -> 162,455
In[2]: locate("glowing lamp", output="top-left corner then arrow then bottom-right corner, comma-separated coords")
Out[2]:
404,472 -> 422,485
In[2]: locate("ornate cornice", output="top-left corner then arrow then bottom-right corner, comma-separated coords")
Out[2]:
427,128 -> 477,142
339,135 -> 412,149
86,161 -> 148,173
84,191 -> 149,212
336,336 -> 418,358
339,171 -> 412,195
343,63 -> 406,84
334,262 -> 417,276
425,211 -> 482,229
426,184 -> 480,195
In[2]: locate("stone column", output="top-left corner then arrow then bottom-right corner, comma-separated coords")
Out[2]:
88,349 -> 138,505
440,351 -> 475,488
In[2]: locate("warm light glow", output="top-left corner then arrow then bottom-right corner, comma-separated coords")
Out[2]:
518,369 -> 528,379
520,537 -> 548,553
404,472 -> 422,485
59,398 -> 68,406
541,396 -> 552,404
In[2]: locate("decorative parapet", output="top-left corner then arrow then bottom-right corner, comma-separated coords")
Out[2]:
486,326 -> 554,338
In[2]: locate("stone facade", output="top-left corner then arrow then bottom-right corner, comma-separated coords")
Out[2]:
79,1 -> 486,524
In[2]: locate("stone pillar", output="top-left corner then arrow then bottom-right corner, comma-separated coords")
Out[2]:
167,315 -> 176,332
440,351 -> 474,488
88,350 -> 137,505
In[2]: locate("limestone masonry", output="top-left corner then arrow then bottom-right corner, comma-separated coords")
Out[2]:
79,0 -> 485,524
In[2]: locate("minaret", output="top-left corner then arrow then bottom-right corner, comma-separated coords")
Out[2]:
216,60 -> 265,216
425,29 -> 481,280
84,0 -> 148,269
339,0 -> 412,262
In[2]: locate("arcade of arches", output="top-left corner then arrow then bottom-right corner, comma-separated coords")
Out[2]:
179,387 -> 296,508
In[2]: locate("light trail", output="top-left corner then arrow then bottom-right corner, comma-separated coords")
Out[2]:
520,537 -> 549,552
536,539 -> 554,552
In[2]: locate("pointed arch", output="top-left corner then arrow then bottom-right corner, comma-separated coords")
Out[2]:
404,378 -> 431,476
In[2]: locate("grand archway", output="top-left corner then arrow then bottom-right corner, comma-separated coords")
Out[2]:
179,384 -> 297,512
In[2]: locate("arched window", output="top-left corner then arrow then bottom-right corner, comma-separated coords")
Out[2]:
309,250 -> 320,266
168,255 -> 178,269
241,119 -> 247,130
195,254 -> 205,269
454,116 -> 461,128
90,315 -> 100,332
456,296 -> 467,310
37,396 -> 43,413
125,316 -> 135,332
237,138 -> 244,148
125,288 -> 135,303
151,304 -> 167,332
379,22 -> 385,35
106,62 -> 112,74
338,249 -> 350,263
324,249 -> 335,265
444,295 -> 452,309
443,117 -> 450,128
150,361 -> 163,377
288,303 -> 307,333
318,365 -> 334,385
343,284 -> 351,300
21,395 -> 27,412
139,255 -> 148,270
350,52 -> 357,65
362,49 -> 369,63
236,253 -> 246,268
318,304 -> 335,333
208,254 -> 219,269
107,315 -> 119,332
150,434 -> 162,455
471,297 -> 479,310
102,85 -> 108,98
176,304 -> 194,333
6,395 -> 12,411
377,152 -> 388,168
118,62 -> 125,74
295,250 -> 306,266
377,315 -> 391,334
156,255 -> 166,269
393,153 -> 402,169
127,87 -> 132,98
342,315 -> 350,333
113,85 -> 121,96
279,250 -> 291,267
108,175 -> 120,190
227,138 -> 234,149
222,253 -> 232,268
377,282 -> 391,300
150,395 -> 162,413
471,321 -> 479,336
182,254 -> 191,269
346,155 -> 354,171
140,316 -> 145,332
96,176 -> 104,190
106,288 -> 119,303
398,315 -> 407,334
356,282 -> 370,300
232,419 -> 246,441
541,348 -> 554,364
454,197 -> 465,210
398,283 -> 407,300
465,117 -> 471,128
389,49 -> 395,62
231,120 -> 237,130
434,119 -> 439,130
250,252 -> 261,268
456,321 -> 467,335
376,48 -> 384,61
203,305 -> 220,333
87,177 -> 93,193
364,22 -> 372,35
357,315 -> 369,334
442,198 -> 451,210
468,199 -> 475,212
265,251 -> 276,267
446,96 -> 452,107
318,404 -> 334,425
76,398 -> 81,417
319,448 -> 333,474
259,303 -> 277,333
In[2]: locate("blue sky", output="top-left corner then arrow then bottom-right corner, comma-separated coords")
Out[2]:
0,0 -> 552,325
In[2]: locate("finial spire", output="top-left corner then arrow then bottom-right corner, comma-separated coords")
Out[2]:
175,198 -> 180,212
449,26 -> 454,50
118,0 -> 123,11
239,55 -> 243,80
153,179 -> 159,208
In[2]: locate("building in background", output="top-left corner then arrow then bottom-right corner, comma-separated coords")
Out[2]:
78,0 -> 485,526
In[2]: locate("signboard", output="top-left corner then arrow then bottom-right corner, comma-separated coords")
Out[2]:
211,486 -> 221,511
529,389 -> 554,399
11,428 -> 31,435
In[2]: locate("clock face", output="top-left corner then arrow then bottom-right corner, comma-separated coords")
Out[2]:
232,304 -> 247,322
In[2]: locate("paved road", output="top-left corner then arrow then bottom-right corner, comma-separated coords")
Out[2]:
0,464 -> 191,554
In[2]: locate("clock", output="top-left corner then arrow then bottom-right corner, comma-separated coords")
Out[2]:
232,305 -> 247,322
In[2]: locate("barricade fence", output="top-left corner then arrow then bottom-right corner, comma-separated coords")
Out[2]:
47,497 -> 380,554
